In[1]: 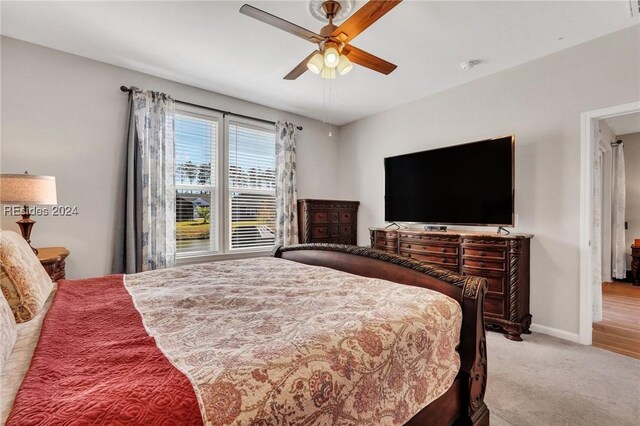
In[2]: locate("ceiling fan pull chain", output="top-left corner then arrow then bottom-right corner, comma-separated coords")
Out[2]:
328,79 -> 333,137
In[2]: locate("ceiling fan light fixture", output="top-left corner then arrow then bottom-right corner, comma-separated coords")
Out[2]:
337,54 -> 353,75
323,46 -> 340,68
321,66 -> 336,79
307,53 -> 324,74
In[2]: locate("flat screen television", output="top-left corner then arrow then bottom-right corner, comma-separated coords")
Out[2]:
384,135 -> 514,226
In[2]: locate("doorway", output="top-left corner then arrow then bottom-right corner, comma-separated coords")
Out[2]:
590,113 -> 640,358
579,102 -> 640,347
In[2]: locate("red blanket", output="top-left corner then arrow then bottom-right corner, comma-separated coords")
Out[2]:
6,275 -> 203,425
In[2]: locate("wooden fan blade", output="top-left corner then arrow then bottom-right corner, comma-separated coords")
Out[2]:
331,0 -> 402,44
240,4 -> 325,44
284,51 -> 319,80
342,44 -> 397,75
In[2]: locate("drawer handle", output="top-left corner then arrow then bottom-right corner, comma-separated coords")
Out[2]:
441,248 -> 446,253
441,257 -> 446,263
479,261 -> 485,267
407,253 -> 412,258
407,244 -> 411,248
479,251 -> 485,256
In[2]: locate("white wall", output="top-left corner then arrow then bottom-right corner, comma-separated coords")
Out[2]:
338,25 -> 640,337
0,37 -> 341,279
619,132 -> 640,271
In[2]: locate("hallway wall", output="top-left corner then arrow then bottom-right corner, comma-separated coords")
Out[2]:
619,132 -> 640,270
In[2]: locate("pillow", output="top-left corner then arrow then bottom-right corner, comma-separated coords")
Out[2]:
0,230 -> 53,323
0,292 -> 17,372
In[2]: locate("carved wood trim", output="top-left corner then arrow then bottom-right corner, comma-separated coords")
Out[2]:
302,203 -> 312,242
275,243 -> 479,288
400,233 -> 460,242
508,239 -> 522,322
303,203 -> 360,209
469,335 -> 488,414
462,238 -> 508,246
463,276 -> 486,299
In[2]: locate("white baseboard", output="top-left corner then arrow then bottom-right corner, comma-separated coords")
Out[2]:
529,323 -> 581,343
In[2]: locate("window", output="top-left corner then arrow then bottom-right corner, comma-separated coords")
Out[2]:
228,121 -> 276,250
174,106 -> 276,258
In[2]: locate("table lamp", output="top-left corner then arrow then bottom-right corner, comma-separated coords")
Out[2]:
0,173 -> 57,254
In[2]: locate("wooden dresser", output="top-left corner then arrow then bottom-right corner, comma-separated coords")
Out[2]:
370,228 -> 533,341
298,199 -> 359,245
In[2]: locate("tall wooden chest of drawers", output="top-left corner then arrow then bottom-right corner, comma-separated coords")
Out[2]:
298,199 -> 360,244
370,228 -> 533,341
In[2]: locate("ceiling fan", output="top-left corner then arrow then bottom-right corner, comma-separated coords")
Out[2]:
239,0 -> 402,80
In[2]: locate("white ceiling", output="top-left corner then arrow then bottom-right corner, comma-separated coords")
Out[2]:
604,112 -> 640,136
1,1 -> 638,125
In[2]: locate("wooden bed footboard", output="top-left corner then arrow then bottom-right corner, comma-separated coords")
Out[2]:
273,244 -> 489,426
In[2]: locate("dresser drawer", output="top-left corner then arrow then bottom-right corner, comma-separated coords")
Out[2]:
400,242 -> 458,255
311,225 -> 329,238
340,224 -> 352,236
376,239 -> 397,248
311,211 -> 330,223
340,210 -> 353,223
400,251 -> 459,267
375,231 -> 397,241
462,247 -> 506,260
400,233 -> 459,243
461,257 -> 506,272
484,295 -> 505,317
330,211 -> 340,222
330,224 -> 340,237
462,268 -> 506,295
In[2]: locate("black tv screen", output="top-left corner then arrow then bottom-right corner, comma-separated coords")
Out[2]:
384,135 -> 514,226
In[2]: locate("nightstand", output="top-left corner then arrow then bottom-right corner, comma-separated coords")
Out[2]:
37,247 -> 70,282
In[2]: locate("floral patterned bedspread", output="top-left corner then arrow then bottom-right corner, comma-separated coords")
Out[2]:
125,257 -> 462,426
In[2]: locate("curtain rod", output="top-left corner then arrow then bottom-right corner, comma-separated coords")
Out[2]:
120,86 -> 302,130
611,139 -> 623,147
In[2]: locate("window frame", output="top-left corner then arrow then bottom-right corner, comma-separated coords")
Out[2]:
174,105 -> 223,257
174,103 -> 277,263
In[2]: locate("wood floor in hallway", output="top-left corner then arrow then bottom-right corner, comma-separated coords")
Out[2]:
592,281 -> 640,359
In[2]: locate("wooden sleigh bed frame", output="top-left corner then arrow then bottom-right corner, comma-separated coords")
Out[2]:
274,244 -> 490,426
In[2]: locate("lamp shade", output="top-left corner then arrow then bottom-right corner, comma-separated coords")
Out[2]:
307,53 -> 324,74
337,55 -> 353,75
0,174 -> 57,205
323,47 -> 340,68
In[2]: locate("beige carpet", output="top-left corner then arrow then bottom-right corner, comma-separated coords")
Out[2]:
485,331 -> 640,426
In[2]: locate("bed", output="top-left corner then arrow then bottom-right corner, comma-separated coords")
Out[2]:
1,243 -> 489,426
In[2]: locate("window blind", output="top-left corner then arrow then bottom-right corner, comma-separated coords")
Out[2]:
175,113 -> 218,254
228,122 -> 276,250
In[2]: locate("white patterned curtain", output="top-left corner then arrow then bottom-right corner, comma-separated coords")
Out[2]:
592,145 -> 603,322
612,143 -> 626,279
275,122 -> 299,246
131,90 -> 176,271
